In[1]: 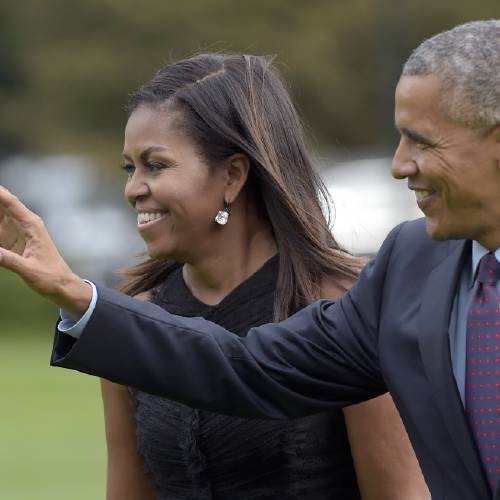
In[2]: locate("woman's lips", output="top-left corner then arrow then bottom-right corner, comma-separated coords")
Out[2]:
137,211 -> 168,229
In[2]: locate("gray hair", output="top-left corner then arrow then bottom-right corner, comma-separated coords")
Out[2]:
402,20 -> 500,129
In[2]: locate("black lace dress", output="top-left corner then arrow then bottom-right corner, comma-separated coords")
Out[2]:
133,255 -> 361,500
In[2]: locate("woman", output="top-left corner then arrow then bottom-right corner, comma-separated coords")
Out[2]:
97,53 -> 428,499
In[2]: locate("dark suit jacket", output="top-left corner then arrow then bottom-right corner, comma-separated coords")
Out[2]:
51,218 -> 497,499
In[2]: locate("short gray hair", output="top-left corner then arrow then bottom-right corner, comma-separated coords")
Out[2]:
402,20 -> 500,129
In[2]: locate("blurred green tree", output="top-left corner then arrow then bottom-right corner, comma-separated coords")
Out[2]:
0,0 -> 498,163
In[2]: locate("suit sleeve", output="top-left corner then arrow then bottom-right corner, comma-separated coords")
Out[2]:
50,224 -> 404,419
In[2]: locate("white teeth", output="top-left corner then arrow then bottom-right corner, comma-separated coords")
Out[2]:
415,190 -> 433,201
137,212 -> 166,225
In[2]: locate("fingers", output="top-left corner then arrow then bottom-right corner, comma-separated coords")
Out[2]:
0,246 -> 25,274
0,185 -> 41,229
0,203 -> 28,254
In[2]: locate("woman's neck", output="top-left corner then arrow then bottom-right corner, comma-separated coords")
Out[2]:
182,223 -> 277,306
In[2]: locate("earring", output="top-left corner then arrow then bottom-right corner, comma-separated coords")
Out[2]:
214,201 -> 231,225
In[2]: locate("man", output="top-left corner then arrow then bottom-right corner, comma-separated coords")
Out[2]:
0,20 -> 499,499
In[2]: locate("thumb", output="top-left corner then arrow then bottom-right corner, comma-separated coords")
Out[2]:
0,248 -> 26,275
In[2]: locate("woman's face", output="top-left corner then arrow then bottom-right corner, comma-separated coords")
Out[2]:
122,105 -> 228,261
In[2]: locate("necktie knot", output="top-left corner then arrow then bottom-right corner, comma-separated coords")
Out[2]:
476,253 -> 500,285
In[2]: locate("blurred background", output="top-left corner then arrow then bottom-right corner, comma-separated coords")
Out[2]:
1,1 -> 499,498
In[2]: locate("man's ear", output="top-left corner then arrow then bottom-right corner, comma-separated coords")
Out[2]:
223,153 -> 251,203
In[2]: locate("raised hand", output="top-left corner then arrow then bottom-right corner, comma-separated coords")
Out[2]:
0,185 -> 92,319
0,198 -> 26,257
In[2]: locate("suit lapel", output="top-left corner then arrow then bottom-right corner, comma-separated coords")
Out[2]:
418,239 -> 491,498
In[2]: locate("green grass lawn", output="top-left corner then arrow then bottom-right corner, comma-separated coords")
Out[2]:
0,333 -> 106,499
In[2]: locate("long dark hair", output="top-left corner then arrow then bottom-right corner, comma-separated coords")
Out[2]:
120,53 -> 361,320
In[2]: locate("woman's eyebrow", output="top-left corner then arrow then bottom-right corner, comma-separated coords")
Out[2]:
122,146 -> 170,162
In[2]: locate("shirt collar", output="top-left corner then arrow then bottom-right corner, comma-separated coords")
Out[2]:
469,241 -> 500,287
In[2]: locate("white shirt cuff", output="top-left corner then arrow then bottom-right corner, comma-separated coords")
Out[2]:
58,280 -> 98,339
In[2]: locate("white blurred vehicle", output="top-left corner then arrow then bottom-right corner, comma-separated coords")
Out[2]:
0,155 -> 144,283
0,155 -> 422,283
322,157 -> 421,255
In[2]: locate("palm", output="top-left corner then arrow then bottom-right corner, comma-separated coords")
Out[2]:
0,186 -> 74,297
0,186 -> 92,319
0,211 -> 27,256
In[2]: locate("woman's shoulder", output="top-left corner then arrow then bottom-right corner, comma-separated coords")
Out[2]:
319,248 -> 367,300
134,290 -> 153,301
320,274 -> 356,301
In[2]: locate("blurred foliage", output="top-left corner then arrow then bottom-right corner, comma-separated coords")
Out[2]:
0,269 -> 58,335
0,0 -> 499,165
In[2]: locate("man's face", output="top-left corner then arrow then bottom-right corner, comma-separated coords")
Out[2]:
392,74 -> 500,249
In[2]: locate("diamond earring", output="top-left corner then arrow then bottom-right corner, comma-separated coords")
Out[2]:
214,202 -> 231,225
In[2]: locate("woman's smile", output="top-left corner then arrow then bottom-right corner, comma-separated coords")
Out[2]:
136,210 -> 169,230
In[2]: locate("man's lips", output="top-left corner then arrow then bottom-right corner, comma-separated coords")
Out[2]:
413,189 -> 435,201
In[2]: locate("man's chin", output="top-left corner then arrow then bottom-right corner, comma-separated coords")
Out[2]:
424,218 -> 449,241
425,218 -> 467,242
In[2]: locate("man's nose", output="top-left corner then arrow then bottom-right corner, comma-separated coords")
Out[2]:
391,139 -> 418,180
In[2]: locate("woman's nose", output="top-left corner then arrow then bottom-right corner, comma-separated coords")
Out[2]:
124,171 -> 150,205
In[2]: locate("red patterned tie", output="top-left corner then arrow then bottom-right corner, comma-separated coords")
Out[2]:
465,252 -> 500,493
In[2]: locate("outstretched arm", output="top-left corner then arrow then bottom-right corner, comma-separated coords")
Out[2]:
0,185 -> 393,419
51,285 -> 386,418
